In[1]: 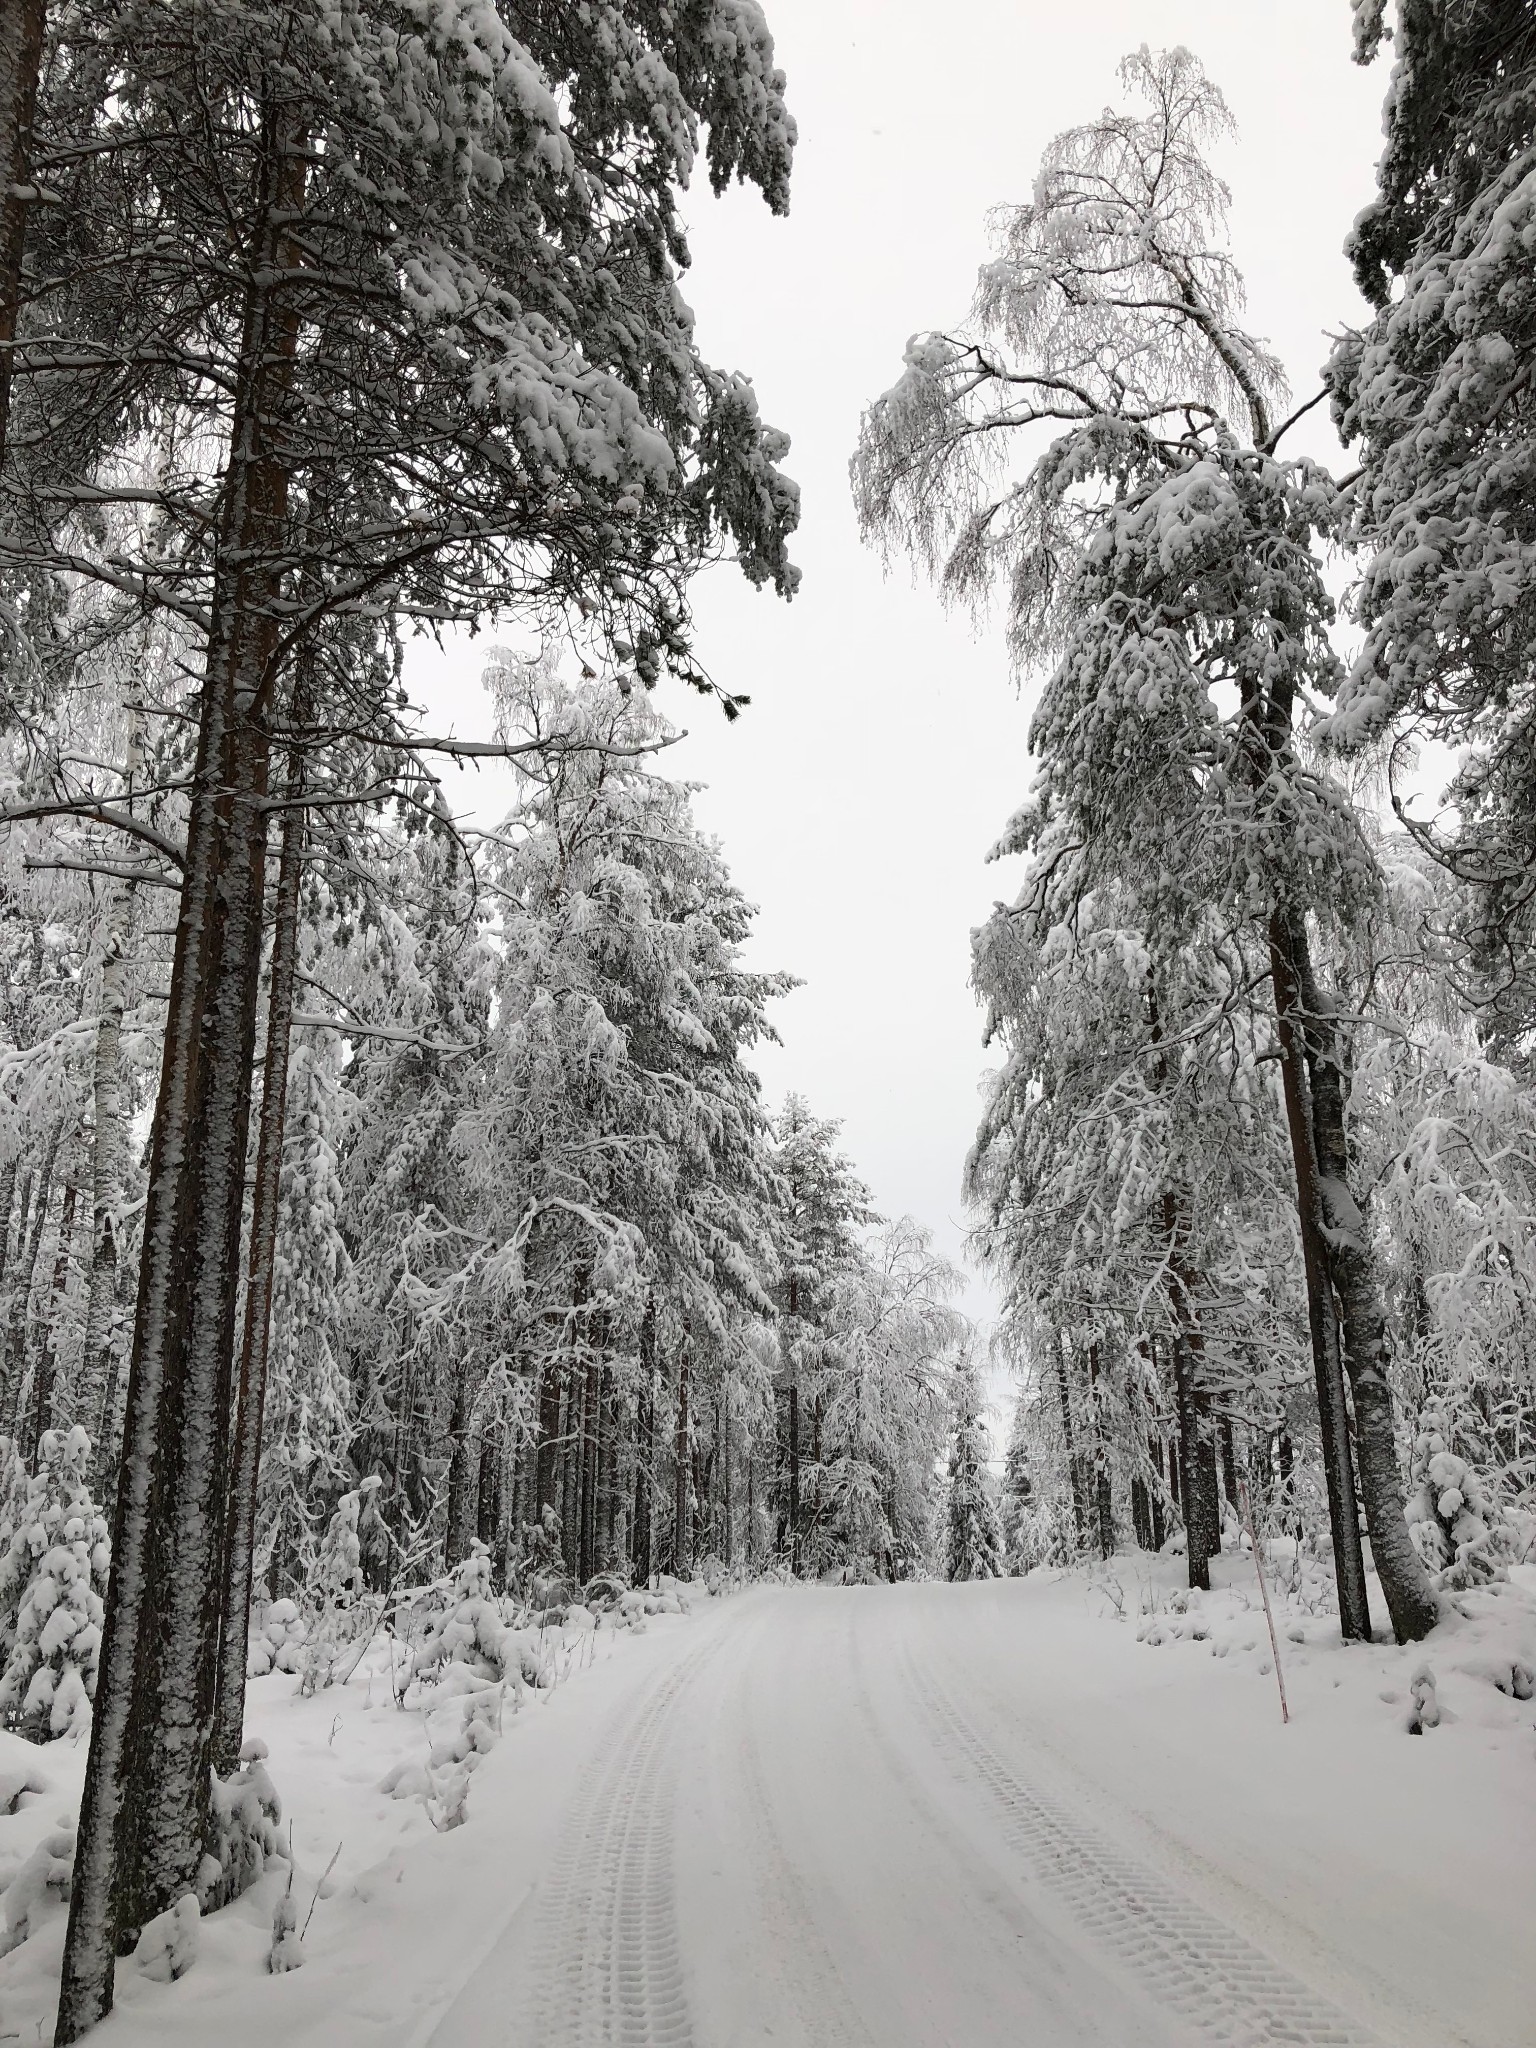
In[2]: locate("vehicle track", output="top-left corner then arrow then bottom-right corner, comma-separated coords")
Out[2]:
533,1639 -> 714,2047
901,1641 -> 1381,2048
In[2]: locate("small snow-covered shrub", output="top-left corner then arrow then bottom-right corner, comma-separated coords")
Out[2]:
202,1736 -> 285,1912
411,1543 -> 536,1689
133,1892 -> 200,1982
1405,1403 -> 1519,1591
0,1819 -> 74,1957
247,1597 -> 308,1677
300,1476 -> 381,1693
0,1428 -> 110,1742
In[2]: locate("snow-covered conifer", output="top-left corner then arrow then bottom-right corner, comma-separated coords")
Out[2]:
946,1354 -> 1004,1582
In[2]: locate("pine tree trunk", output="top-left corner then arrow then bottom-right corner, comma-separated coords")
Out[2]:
787,1379 -> 800,1574
1267,909 -> 1373,1643
210,783 -> 304,1777
3,1141 -> 55,1429
1300,971 -> 1439,1644
30,1180 -> 77,1455
0,0 -> 44,473
579,1353 -> 598,1586
477,1436 -> 501,1551
536,1361 -> 561,1522
722,1384 -> 733,1568
59,104 -> 308,2039
1054,1332 -> 1088,1550
80,929 -> 130,1455
444,1368 -> 475,1569
673,1335 -> 691,1579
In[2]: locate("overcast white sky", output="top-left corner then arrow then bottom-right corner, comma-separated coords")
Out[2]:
409,3 -> 1390,1395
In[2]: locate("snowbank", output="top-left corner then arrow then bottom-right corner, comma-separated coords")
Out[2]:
0,1576 -> 719,2047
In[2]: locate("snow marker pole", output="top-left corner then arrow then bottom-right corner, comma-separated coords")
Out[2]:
1239,1478 -> 1289,1725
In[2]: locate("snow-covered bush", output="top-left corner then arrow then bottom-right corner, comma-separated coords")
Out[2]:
0,1428 -> 110,1742
1405,1403 -> 1518,1591
133,1893 -> 200,1982
300,1475 -> 381,1693
247,1597 -> 308,1677
202,1736 -> 285,1912
0,1818 -> 75,1957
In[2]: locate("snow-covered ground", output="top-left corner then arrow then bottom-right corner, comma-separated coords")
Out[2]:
1,1560 -> 1533,2046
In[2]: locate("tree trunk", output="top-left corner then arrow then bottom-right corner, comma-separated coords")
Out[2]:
535,1361 -> 561,1522
1054,1331 -> 1087,1551
1219,1418 -> 1239,1517
721,1383 -> 733,1568
1267,908 -> 1373,1643
787,1379 -> 800,1573
0,0 -> 44,473
673,1334 -> 691,1579
210,784 -> 303,1777
1300,966 -> 1439,1644
444,1368 -> 476,1571
635,1299 -> 656,1584
579,1352 -> 598,1586
476,1436 -> 501,1554
59,105 -> 308,2039
30,1181 -> 77,1454
3,1141 -> 55,1429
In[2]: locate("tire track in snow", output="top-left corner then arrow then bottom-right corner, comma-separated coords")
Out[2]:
901,1641 -> 1381,2048
731,1653 -> 880,2048
534,1633 -> 718,2047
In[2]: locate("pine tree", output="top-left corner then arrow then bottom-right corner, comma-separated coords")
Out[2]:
946,1355 -> 1003,1582
0,1426 -> 109,1742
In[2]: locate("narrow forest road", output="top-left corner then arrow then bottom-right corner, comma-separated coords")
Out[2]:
425,1579 -> 1533,2048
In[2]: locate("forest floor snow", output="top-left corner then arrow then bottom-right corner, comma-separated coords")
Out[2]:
0,1559 -> 1530,2045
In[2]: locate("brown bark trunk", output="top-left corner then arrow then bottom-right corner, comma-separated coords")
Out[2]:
210,775 -> 304,1777
60,102 -> 308,2039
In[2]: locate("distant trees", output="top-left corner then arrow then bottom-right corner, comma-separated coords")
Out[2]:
945,1351 -> 1002,1582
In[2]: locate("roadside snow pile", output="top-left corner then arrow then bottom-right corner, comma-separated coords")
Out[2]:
1128,1544 -> 1536,1739
0,1566 -> 719,2044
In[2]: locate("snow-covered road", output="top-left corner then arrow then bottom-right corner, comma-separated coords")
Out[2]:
428,1580 -> 1531,2048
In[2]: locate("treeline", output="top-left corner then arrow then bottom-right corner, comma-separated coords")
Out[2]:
857,25 -> 1536,1634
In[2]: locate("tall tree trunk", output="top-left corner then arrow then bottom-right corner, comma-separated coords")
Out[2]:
80,933 -> 131,1456
579,1352 -> 598,1586
3,1140 -> 55,1428
210,783 -> 303,1777
1161,1195 -> 1222,1592
1298,963 -> 1439,1644
1219,1418 -> 1239,1516
477,1436 -> 501,1553
0,0 -> 44,475
536,1361 -> 561,1523
634,1298 -> 656,1584
673,1333 -> 691,1579
1054,1331 -> 1087,1551
1267,908 -> 1373,1643
444,1367 -> 476,1570
721,1383 -> 733,1568
30,1178 -> 77,1455
59,103 -> 308,2039
787,1379 -> 800,1574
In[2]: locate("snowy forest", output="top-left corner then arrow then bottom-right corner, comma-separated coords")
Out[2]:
0,4 -> 1531,2046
